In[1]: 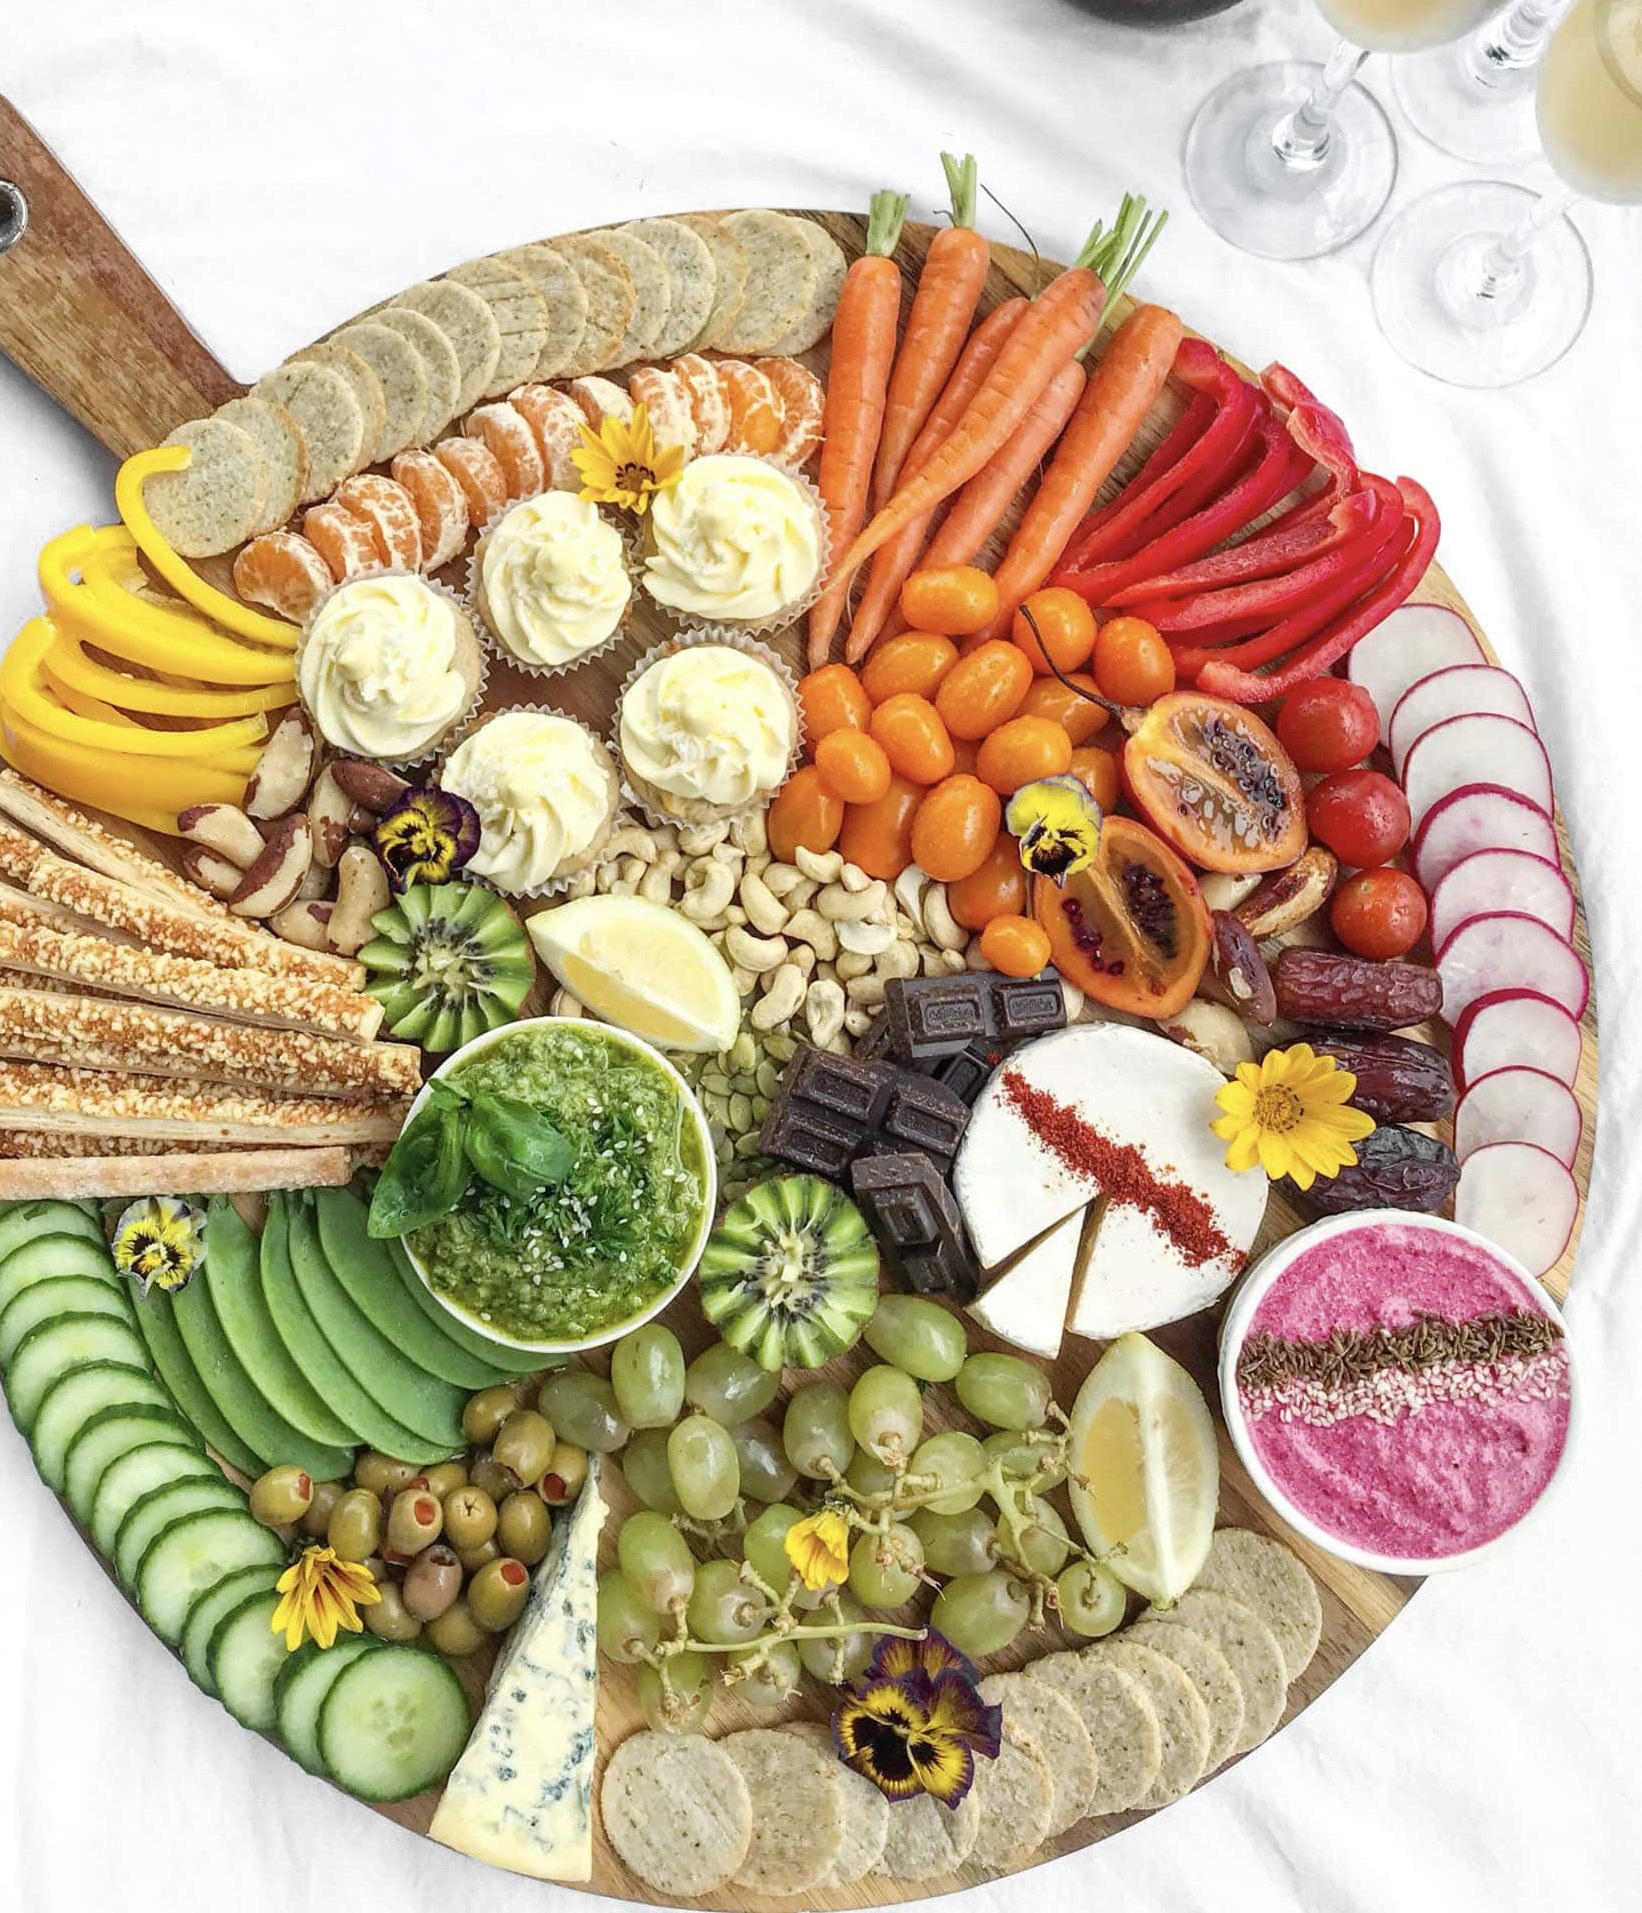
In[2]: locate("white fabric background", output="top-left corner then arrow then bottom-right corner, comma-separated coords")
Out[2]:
2,2 -> 1640,1907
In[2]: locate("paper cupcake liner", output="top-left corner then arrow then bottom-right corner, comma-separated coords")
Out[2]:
434,701 -> 628,901
612,628 -> 804,831
297,568 -> 488,771
464,493 -> 640,683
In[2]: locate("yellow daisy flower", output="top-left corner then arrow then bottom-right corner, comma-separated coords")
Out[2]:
784,1503 -> 851,1592
571,403 -> 685,515
1211,1042 -> 1376,1192
271,1544 -> 382,1653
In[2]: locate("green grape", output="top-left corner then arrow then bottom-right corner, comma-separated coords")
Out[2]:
845,1449 -> 896,1498
637,1650 -> 713,1733
847,1365 -> 923,1464
1055,1559 -> 1126,1639
1004,1495 -> 1071,1577
610,1323 -> 686,1430
617,1510 -> 696,1614
910,1506 -> 999,1578
929,1570 -> 1030,1658
797,1589 -> 874,1684
729,1416 -> 797,1505
848,1522 -> 924,1609
686,1557 -> 768,1644
667,1414 -> 740,1520
623,1427 -> 683,1515
684,1342 -> 781,1426
539,1370 -> 631,1453
863,1294 -> 968,1382
954,1353 -> 1052,1432
907,1430 -> 986,1516
741,1502 -> 803,1592
730,1639 -> 802,1707
783,1381 -> 855,1480
597,1570 -> 661,1663
982,1427 -> 1067,1489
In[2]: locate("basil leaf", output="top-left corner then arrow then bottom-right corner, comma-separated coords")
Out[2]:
368,1105 -> 468,1236
463,1095 -> 574,1202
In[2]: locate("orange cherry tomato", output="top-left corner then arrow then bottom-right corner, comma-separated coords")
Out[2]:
909,776 -> 1002,883
1094,616 -> 1176,706
899,565 -> 1000,637
797,663 -> 872,741
949,735 -> 979,777
767,765 -> 844,863
975,715 -> 1073,796
839,774 -> 923,881
1012,587 -> 1096,677
859,631 -> 960,704
813,728 -> 893,805
979,914 -> 1052,978
869,693 -> 956,785
934,641 -> 1033,742
1069,744 -> 1121,813
944,832 -> 1027,931
1016,672 -> 1110,745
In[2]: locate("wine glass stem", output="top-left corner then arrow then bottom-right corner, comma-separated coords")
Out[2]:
1473,184 -> 1581,295
1463,0 -> 1572,90
1272,40 -> 1370,170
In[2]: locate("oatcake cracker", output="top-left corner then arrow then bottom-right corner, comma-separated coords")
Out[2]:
211,396 -> 305,533
600,1730 -> 751,1898
1097,1639 -> 1212,1809
595,228 -> 672,365
977,1671 -> 1098,1836
372,306 -> 463,444
251,361 -> 364,504
328,320 -> 427,461
716,208 -> 817,354
446,257 -> 550,397
968,1736 -> 1054,1872
393,279 -> 501,416
1125,1619 -> 1245,1772
287,340 -> 385,475
678,213 -> 749,349
722,1727 -> 844,1895
553,234 -> 637,378
624,216 -> 717,358
145,417 -> 268,557
499,242 -> 589,379
880,1788 -> 981,1880
1196,1528 -> 1323,1683
767,214 -> 849,355
1161,1587 -> 1289,1758
1033,1649 -> 1161,1817
783,1723 -> 889,1888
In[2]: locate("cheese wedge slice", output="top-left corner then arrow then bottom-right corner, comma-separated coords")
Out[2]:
967,1209 -> 1087,1358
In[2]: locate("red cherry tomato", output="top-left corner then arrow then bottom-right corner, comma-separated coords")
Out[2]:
1276,678 -> 1380,773
1012,588 -> 1096,677
1093,616 -> 1175,706
1306,768 -> 1411,869
1330,866 -> 1429,960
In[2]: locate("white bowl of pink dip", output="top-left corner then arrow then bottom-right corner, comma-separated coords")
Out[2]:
1219,1211 -> 1578,1576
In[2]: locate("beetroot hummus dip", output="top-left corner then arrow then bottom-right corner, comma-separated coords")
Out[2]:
1235,1217 -> 1571,1563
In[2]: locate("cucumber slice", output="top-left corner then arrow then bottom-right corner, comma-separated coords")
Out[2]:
0,1274 -> 134,1367
262,1197 -> 453,1467
317,1646 -> 471,1801
285,1197 -> 465,1451
65,1403 -> 198,1526
130,1288 -> 263,1478
4,1313 -> 151,1434
0,1201 -> 102,1270
171,1255 -> 354,1482
115,1471 -> 244,1588
388,1237 -> 546,1375
32,1362 -> 171,1494
181,1562 -> 282,1695
208,1588 -> 291,1730
135,1507 -> 285,1645
0,1236 -> 121,1327
93,1441 -> 224,1560
275,1636 -> 380,1774
203,1199 -> 354,1449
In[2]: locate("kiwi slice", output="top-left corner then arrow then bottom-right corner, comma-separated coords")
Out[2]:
359,880 -> 534,1054
698,1175 -> 879,1372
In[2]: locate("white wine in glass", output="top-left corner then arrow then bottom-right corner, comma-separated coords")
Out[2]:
1316,0 -> 1511,50
1396,0 -> 1573,166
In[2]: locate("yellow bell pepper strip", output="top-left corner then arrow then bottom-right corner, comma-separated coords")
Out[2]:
116,447 -> 300,650
41,629 -> 296,719
31,668 -> 264,777
0,698 -> 244,833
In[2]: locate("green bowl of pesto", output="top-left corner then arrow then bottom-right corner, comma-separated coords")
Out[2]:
396,1017 -> 717,1354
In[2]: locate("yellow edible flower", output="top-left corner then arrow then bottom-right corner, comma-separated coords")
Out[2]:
572,403 -> 685,515
110,1196 -> 207,1296
1211,1042 -> 1376,1192
271,1544 -> 382,1652
783,1504 -> 851,1592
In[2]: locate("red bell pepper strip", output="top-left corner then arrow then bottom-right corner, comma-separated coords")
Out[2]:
1195,477 -> 1441,703
1090,390 -> 1268,566
1072,389 -> 1214,545
1261,363 -> 1356,458
1109,488 -> 1383,604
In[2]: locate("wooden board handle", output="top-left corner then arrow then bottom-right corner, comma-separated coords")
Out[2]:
0,94 -> 239,458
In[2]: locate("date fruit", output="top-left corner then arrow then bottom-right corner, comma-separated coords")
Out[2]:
1199,911 -> 1277,1026
1301,1125 -> 1460,1217
1273,949 -> 1443,1032
1306,1032 -> 1454,1123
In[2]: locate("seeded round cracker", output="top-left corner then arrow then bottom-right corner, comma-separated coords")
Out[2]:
500,242 -> 590,379
716,209 -> 819,355
328,320 -> 427,461
553,235 -> 637,378
1096,1640 -> 1213,1810
145,416 -> 269,557
251,361 -> 364,504
722,1726 -> 844,1895
601,1730 -> 752,1899
373,306 -> 463,444
1159,1587 -> 1289,1759
784,1722 -> 889,1887
1196,1528 -> 1323,1683
767,215 -> 849,356
394,279 -> 502,417
677,214 -> 750,350
1124,1620 -> 1245,1773
624,217 -> 717,359
879,1787 -> 981,1881
211,395 -> 305,533
1033,1650 -> 1161,1817
594,228 -> 672,366
446,258 -> 551,397
286,341 -> 385,478
977,1672 -> 1098,1836
968,1736 -> 1054,1872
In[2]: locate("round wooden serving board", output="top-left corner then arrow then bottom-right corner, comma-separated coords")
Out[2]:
0,95 -> 1599,1904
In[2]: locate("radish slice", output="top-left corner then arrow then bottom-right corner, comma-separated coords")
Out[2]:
1429,849 -> 1575,954
1413,784 -> 1559,892
1346,602 -> 1484,732
1455,1141 -> 1578,1279
1437,912 -> 1589,1024
1454,989 -> 1582,1092
1402,714 -> 1553,833
1389,664 -> 1535,778
1454,1067 -> 1582,1166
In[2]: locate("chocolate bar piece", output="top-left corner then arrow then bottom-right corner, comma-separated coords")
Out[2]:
758,1046 -> 971,1179
924,1044 -> 996,1106
880,974 -> 1066,1061
851,1151 -> 979,1300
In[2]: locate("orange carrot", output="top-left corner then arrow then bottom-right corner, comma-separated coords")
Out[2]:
844,297 -> 1028,664
807,190 -> 909,667
869,154 -> 991,513
978,302 -> 1183,643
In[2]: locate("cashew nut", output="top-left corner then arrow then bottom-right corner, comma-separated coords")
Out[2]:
845,974 -> 887,1008
751,963 -> 806,1029
550,988 -> 587,1018
964,942 -> 993,972
729,811 -> 768,857
604,826 -> 659,864
787,943 -> 817,979
921,884 -> 967,952
894,865 -> 930,921
838,862 -> 875,894
784,876 -> 819,910
793,846 -> 844,883
834,950 -> 874,981
678,821 -> 730,856
725,926 -> 789,973
783,908 -> 838,962
875,938 -> 920,980
564,869 -> 598,900
815,879 -> 886,923
1059,979 -> 1085,1022
638,851 -> 681,902
844,1006 -> 875,1039
731,966 -> 758,996
805,978 -> 846,1048
679,860 -> 736,922
762,864 -> 805,900
837,919 -> 894,957
739,869 -> 789,936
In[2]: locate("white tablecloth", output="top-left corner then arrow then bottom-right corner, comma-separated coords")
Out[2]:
2,2 -> 1639,1907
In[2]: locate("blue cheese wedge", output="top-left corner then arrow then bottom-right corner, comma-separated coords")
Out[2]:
429,1464 -> 606,1880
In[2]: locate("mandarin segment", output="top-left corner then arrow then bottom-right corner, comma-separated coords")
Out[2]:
231,532 -> 334,624
627,367 -> 698,459
566,376 -> 634,430
673,354 -> 731,454
388,448 -> 470,568
508,383 -> 586,490
302,501 -> 382,582
333,474 -> 424,571
756,357 -> 824,468
715,360 -> 784,456
433,436 -> 509,532
466,402 -> 547,500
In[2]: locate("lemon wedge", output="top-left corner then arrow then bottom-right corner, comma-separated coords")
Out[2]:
527,895 -> 742,1054
1066,1330 -> 1218,1606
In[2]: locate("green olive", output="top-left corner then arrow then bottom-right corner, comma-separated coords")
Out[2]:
353,1451 -> 420,1497
327,1488 -> 384,1562
402,1543 -> 465,1622
457,1537 -> 500,1575
385,1486 -> 445,1556
363,1579 -> 423,1642
492,1410 -> 557,1488
301,1479 -> 344,1539
420,1459 -> 470,1499
425,1597 -> 486,1658
469,1453 -> 515,1504
248,1464 -> 313,1529
538,1441 -> 588,1507
463,1385 -> 520,1447
468,1556 -> 531,1631
361,1555 -> 388,1584
496,1491 -> 551,1566
443,1485 -> 498,1553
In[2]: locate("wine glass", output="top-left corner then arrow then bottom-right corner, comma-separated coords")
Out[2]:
1184,0 -> 1506,259
1371,0 -> 1641,384
1395,0 -> 1574,164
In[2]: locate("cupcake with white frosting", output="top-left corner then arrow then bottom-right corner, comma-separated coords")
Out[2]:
639,454 -> 825,635
470,491 -> 632,676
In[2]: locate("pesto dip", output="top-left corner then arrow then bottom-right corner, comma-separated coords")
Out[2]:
410,1025 -> 709,1343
